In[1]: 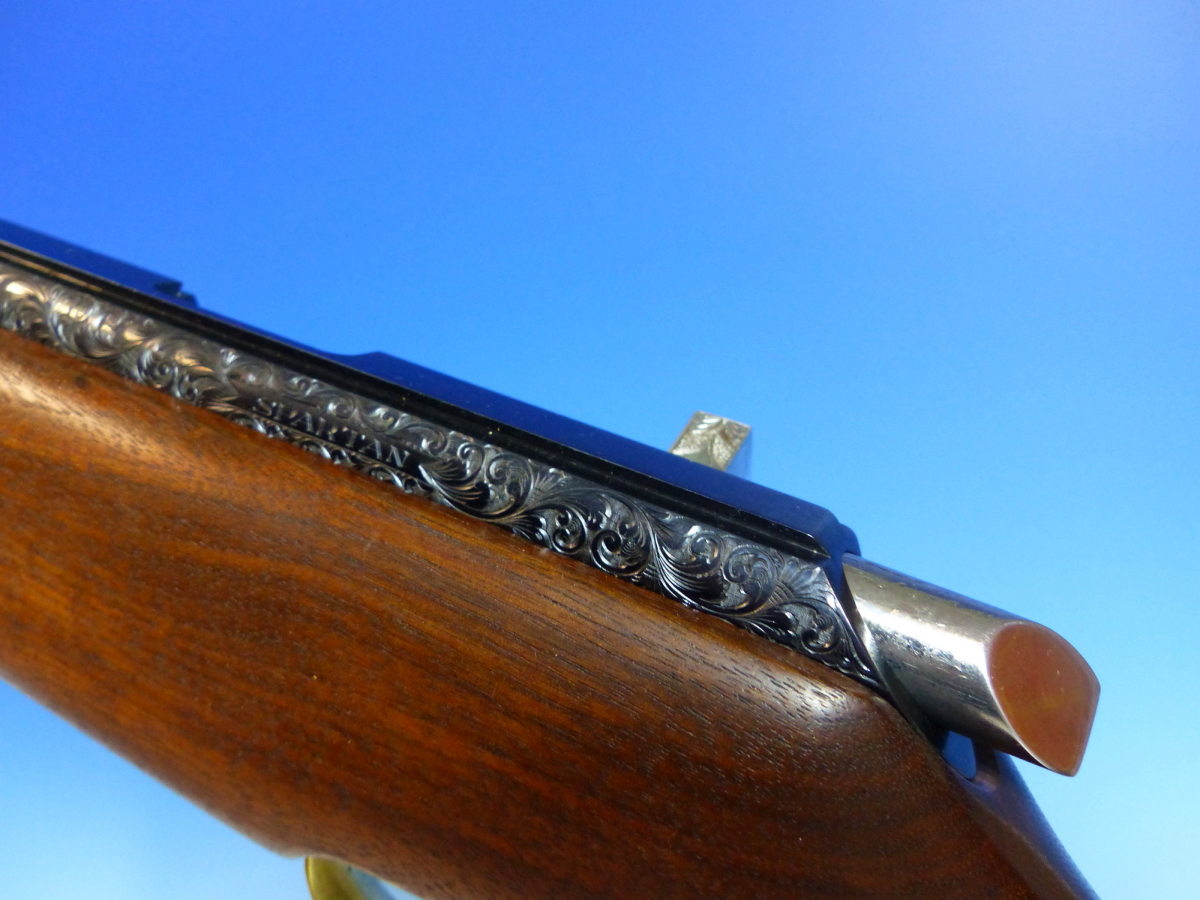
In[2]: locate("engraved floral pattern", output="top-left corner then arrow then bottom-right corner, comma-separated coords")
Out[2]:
0,263 -> 878,686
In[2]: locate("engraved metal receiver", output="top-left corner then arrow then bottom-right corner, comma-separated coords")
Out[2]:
0,218 -> 1099,779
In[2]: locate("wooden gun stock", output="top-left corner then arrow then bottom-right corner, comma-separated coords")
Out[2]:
0,327 -> 1095,899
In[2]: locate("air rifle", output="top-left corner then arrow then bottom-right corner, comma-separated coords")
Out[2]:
0,220 -> 1100,900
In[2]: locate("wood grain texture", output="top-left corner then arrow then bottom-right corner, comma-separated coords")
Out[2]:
0,328 -> 1088,900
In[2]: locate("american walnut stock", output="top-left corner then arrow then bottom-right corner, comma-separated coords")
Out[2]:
0,329 -> 1089,900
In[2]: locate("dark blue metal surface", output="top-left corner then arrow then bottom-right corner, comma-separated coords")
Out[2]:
0,219 -> 197,305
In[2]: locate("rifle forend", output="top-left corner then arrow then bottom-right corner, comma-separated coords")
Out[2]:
0,224 -> 1098,899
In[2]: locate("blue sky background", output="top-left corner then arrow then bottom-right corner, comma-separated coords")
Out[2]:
1,2 -> 1197,897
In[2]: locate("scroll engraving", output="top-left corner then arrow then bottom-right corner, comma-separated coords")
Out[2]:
0,264 -> 878,686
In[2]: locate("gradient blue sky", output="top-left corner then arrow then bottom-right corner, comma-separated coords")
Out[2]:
1,3 -> 1197,898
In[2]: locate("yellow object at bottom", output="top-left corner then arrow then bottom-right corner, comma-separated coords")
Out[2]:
306,857 -> 401,900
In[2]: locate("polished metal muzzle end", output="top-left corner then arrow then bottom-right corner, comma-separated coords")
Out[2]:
843,555 -> 1100,776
